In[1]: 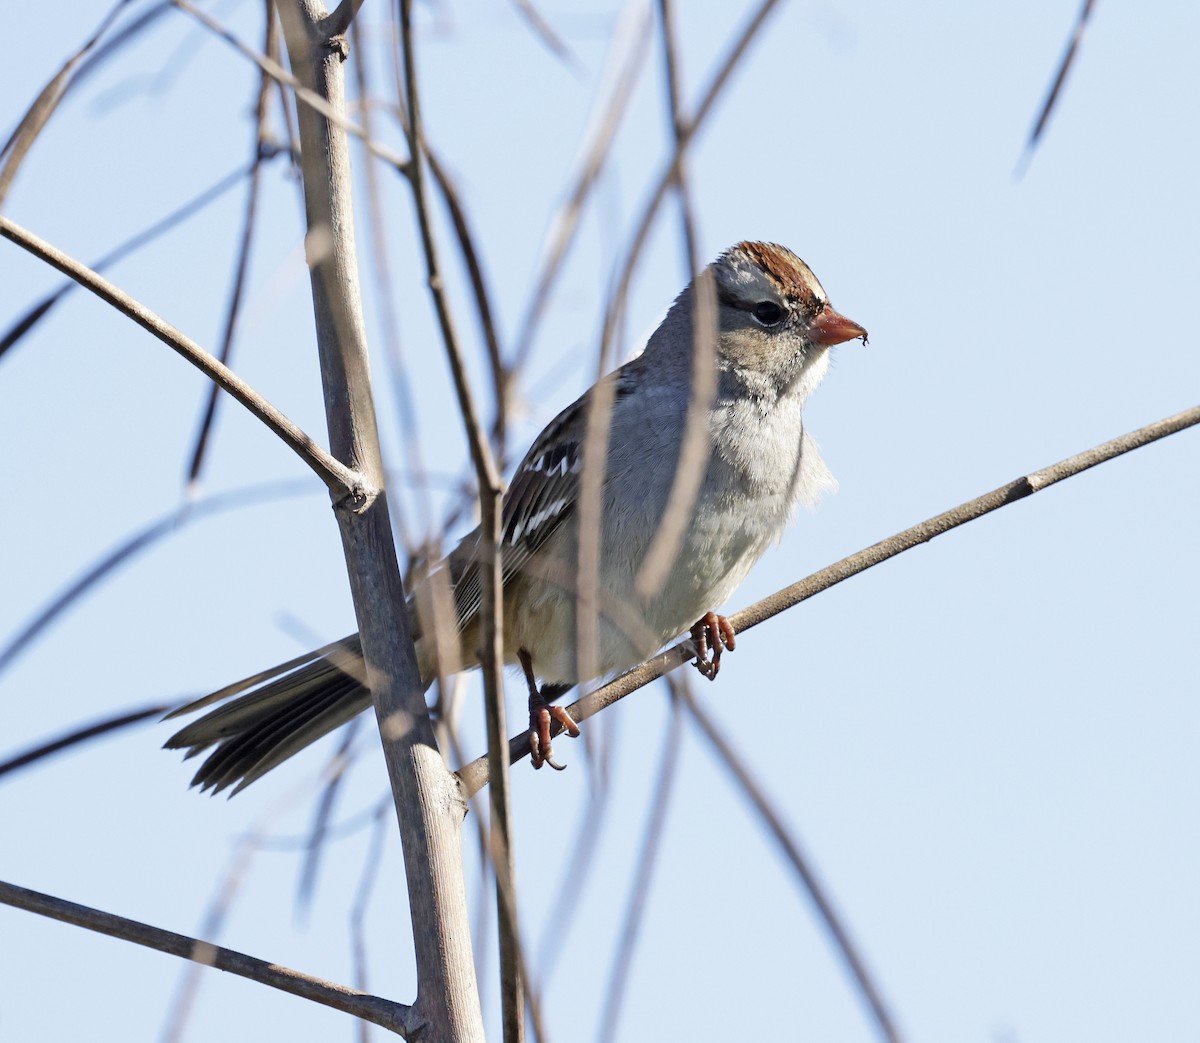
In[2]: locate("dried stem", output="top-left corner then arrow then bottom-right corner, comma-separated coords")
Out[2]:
634,0 -> 716,600
457,402 -> 1200,796
397,0 -> 520,1036
595,687 -> 683,1043
681,688 -> 905,1043
0,216 -> 361,500
1018,0 -> 1098,173
185,0 -> 277,489
0,879 -> 419,1037
0,0 -> 128,206
0,161 -> 253,361
174,0 -> 411,176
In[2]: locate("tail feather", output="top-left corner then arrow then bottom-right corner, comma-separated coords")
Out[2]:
164,636 -> 374,794
163,634 -> 359,722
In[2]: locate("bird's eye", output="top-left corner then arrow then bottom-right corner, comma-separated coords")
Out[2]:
753,301 -> 783,326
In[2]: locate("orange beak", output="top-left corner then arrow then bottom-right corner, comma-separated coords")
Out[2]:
811,306 -> 868,347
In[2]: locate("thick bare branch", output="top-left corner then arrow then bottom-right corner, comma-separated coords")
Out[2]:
0,879 -> 419,1037
275,2 -> 484,1038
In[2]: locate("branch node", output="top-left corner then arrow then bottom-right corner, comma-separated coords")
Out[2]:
332,477 -> 378,515
326,34 -> 350,62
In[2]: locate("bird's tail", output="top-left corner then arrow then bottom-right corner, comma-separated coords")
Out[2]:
163,634 -> 375,796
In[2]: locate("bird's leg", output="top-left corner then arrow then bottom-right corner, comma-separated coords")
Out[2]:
518,648 -> 580,771
690,612 -> 736,680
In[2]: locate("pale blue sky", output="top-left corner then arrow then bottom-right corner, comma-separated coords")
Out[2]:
2,2 -> 1198,1041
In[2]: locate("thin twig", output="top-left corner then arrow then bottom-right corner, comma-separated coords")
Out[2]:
173,0 -> 411,176
681,688 -> 905,1043
398,2 -> 520,1037
595,0 -> 782,372
0,879 -> 420,1037
297,720 -> 363,912
423,148 -> 510,462
349,20 -> 430,548
159,833 -> 258,1043
457,402 -> 1200,795
0,0 -> 130,206
350,803 -> 393,1043
1017,0 -> 1097,176
634,0 -> 717,600
0,216 -> 364,501
0,704 -> 170,780
595,686 -> 684,1043
508,0 -> 578,69
0,479 -> 313,678
510,0 -> 653,372
0,161 -> 254,361
186,1 -> 277,489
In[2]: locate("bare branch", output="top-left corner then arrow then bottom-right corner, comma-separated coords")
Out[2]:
510,1 -> 653,372
595,688 -> 683,1043
457,402 -> 1200,796
322,0 -> 367,39
596,0 -> 782,371
397,1 -> 519,1036
634,0 -> 716,600
275,2 -> 484,1038
508,0 -> 578,69
0,879 -> 419,1037
681,687 -> 905,1043
186,1 -> 278,489
0,216 -> 364,500
0,479 -> 312,679
0,0 -> 128,207
0,704 -> 170,781
348,24 -> 430,548
0,161 -> 253,361
1017,0 -> 1098,175
173,0 -> 411,176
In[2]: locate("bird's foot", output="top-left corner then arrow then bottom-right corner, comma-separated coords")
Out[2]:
528,690 -> 580,771
690,611 -> 736,680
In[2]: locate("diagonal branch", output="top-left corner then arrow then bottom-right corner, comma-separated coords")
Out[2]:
0,0 -> 129,207
173,0 -> 411,176
0,161 -> 254,362
1017,0 -> 1098,175
0,216 -> 363,501
457,402 -> 1200,796
681,687 -> 905,1043
0,879 -> 420,1038
185,0 -> 278,489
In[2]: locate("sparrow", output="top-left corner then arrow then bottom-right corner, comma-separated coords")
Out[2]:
165,241 -> 867,793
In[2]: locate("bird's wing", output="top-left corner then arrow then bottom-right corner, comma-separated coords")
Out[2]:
449,392 -> 588,630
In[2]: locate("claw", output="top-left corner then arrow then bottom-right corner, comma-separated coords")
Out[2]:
528,699 -> 579,770
690,612 -> 736,680
519,647 -> 580,770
